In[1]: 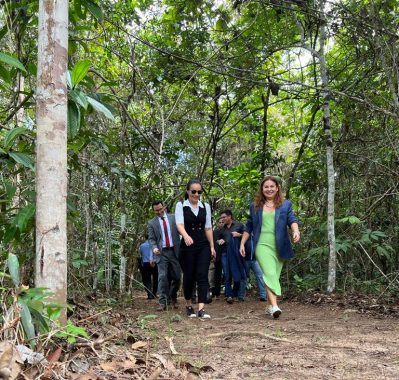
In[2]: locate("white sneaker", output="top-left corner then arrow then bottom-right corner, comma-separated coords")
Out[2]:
266,305 -> 273,316
271,305 -> 282,319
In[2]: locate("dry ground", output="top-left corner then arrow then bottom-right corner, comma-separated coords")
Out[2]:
116,292 -> 399,379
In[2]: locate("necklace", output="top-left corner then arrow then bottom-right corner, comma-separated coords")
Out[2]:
265,201 -> 275,208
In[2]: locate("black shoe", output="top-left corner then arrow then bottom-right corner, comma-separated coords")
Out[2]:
226,297 -> 233,304
198,309 -> 211,319
186,306 -> 196,318
147,295 -> 155,300
260,298 -> 266,302
238,297 -> 244,302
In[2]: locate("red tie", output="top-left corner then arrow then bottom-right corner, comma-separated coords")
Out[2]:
162,217 -> 170,248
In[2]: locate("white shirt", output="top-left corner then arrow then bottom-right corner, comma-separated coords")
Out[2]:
175,199 -> 212,229
157,215 -> 173,248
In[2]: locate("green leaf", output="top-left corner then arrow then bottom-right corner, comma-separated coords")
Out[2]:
3,127 -> 29,149
376,246 -> 389,258
7,253 -> 20,287
3,224 -> 17,244
15,204 -> 35,232
0,25 -> 8,40
215,18 -> 228,32
8,152 -> 34,170
85,0 -> 103,20
87,96 -> 115,120
71,59 -> 91,88
0,63 -> 11,83
69,89 -> 88,109
18,300 -> 36,348
29,307 -> 50,333
5,181 -> 16,200
68,101 -> 81,140
0,52 -> 27,72
47,305 -> 62,321
27,63 -> 37,76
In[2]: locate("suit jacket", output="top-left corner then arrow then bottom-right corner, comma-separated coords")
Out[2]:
244,200 -> 298,260
147,213 -> 180,263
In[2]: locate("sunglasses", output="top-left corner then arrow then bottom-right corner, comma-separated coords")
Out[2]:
190,190 -> 203,195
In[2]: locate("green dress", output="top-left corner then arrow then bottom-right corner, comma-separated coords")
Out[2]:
255,211 -> 283,296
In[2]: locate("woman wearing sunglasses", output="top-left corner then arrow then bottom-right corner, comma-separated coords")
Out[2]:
175,179 -> 216,319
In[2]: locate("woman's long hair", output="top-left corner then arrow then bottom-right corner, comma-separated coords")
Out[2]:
184,178 -> 203,200
254,176 -> 284,209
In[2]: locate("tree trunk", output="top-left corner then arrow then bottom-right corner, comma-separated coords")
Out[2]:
105,209 -> 113,293
119,177 -> 127,293
82,157 -> 92,281
260,88 -> 270,174
35,0 -> 68,320
319,0 -> 337,293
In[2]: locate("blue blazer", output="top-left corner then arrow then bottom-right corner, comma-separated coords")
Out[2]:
244,200 -> 299,260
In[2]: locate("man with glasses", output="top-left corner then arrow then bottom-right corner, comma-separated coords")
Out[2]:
148,200 -> 181,311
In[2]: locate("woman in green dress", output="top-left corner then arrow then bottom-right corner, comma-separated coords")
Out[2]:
240,176 -> 300,318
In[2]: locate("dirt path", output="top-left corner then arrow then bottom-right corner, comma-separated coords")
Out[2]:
126,292 -> 399,379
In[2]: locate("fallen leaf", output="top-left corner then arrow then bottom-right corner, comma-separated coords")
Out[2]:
0,343 -> 13,370
47,347 -> 62,363
100,361 -> 120,371
71,371 -> 98,380
131,341 -> 147,350
147,367 -> 162,380
0,342 -> 22,380
69,356 -> 90,374
151,353 -> 176,372
121,359 -> 136,369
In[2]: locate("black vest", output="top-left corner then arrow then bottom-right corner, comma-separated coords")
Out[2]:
182,204 -> 208,247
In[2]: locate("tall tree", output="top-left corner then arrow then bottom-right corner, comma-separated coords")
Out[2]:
35,0 -> 68,319
319,0 -> 336,292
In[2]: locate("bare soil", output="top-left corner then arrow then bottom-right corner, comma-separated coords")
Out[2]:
104,292 -> 399,379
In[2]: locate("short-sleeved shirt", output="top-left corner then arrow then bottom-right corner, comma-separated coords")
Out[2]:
175,199 -> 212,229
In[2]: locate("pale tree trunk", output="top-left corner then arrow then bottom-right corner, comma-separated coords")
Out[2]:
119,213 -> 127,292
92,241 -> 98,291
82,156 -> 92,280
119,175 -> 127,292
105,210 -> 113,293
319,0 -> 337,293
35,0 -> 68,319
260,88 -> 270,174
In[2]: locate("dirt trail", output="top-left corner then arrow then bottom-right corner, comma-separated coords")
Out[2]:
127,293 -> 399,379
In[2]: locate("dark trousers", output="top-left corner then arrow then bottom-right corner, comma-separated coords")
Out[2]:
157,248 -> 181,306
139,263 -> 158,298
213,259 -> 223,296
221,252 -> 241,298
180,243 -> 211,304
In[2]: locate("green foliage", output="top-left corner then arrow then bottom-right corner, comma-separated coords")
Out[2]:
7,253 -> 20,287
55,321 -> 89,343
71,59 -> 92,87
137,314 -> 158,330
0,52 -> 27,72
1,254 -> 86,348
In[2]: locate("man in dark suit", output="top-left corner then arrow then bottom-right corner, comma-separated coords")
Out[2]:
148,200 -> 181,311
